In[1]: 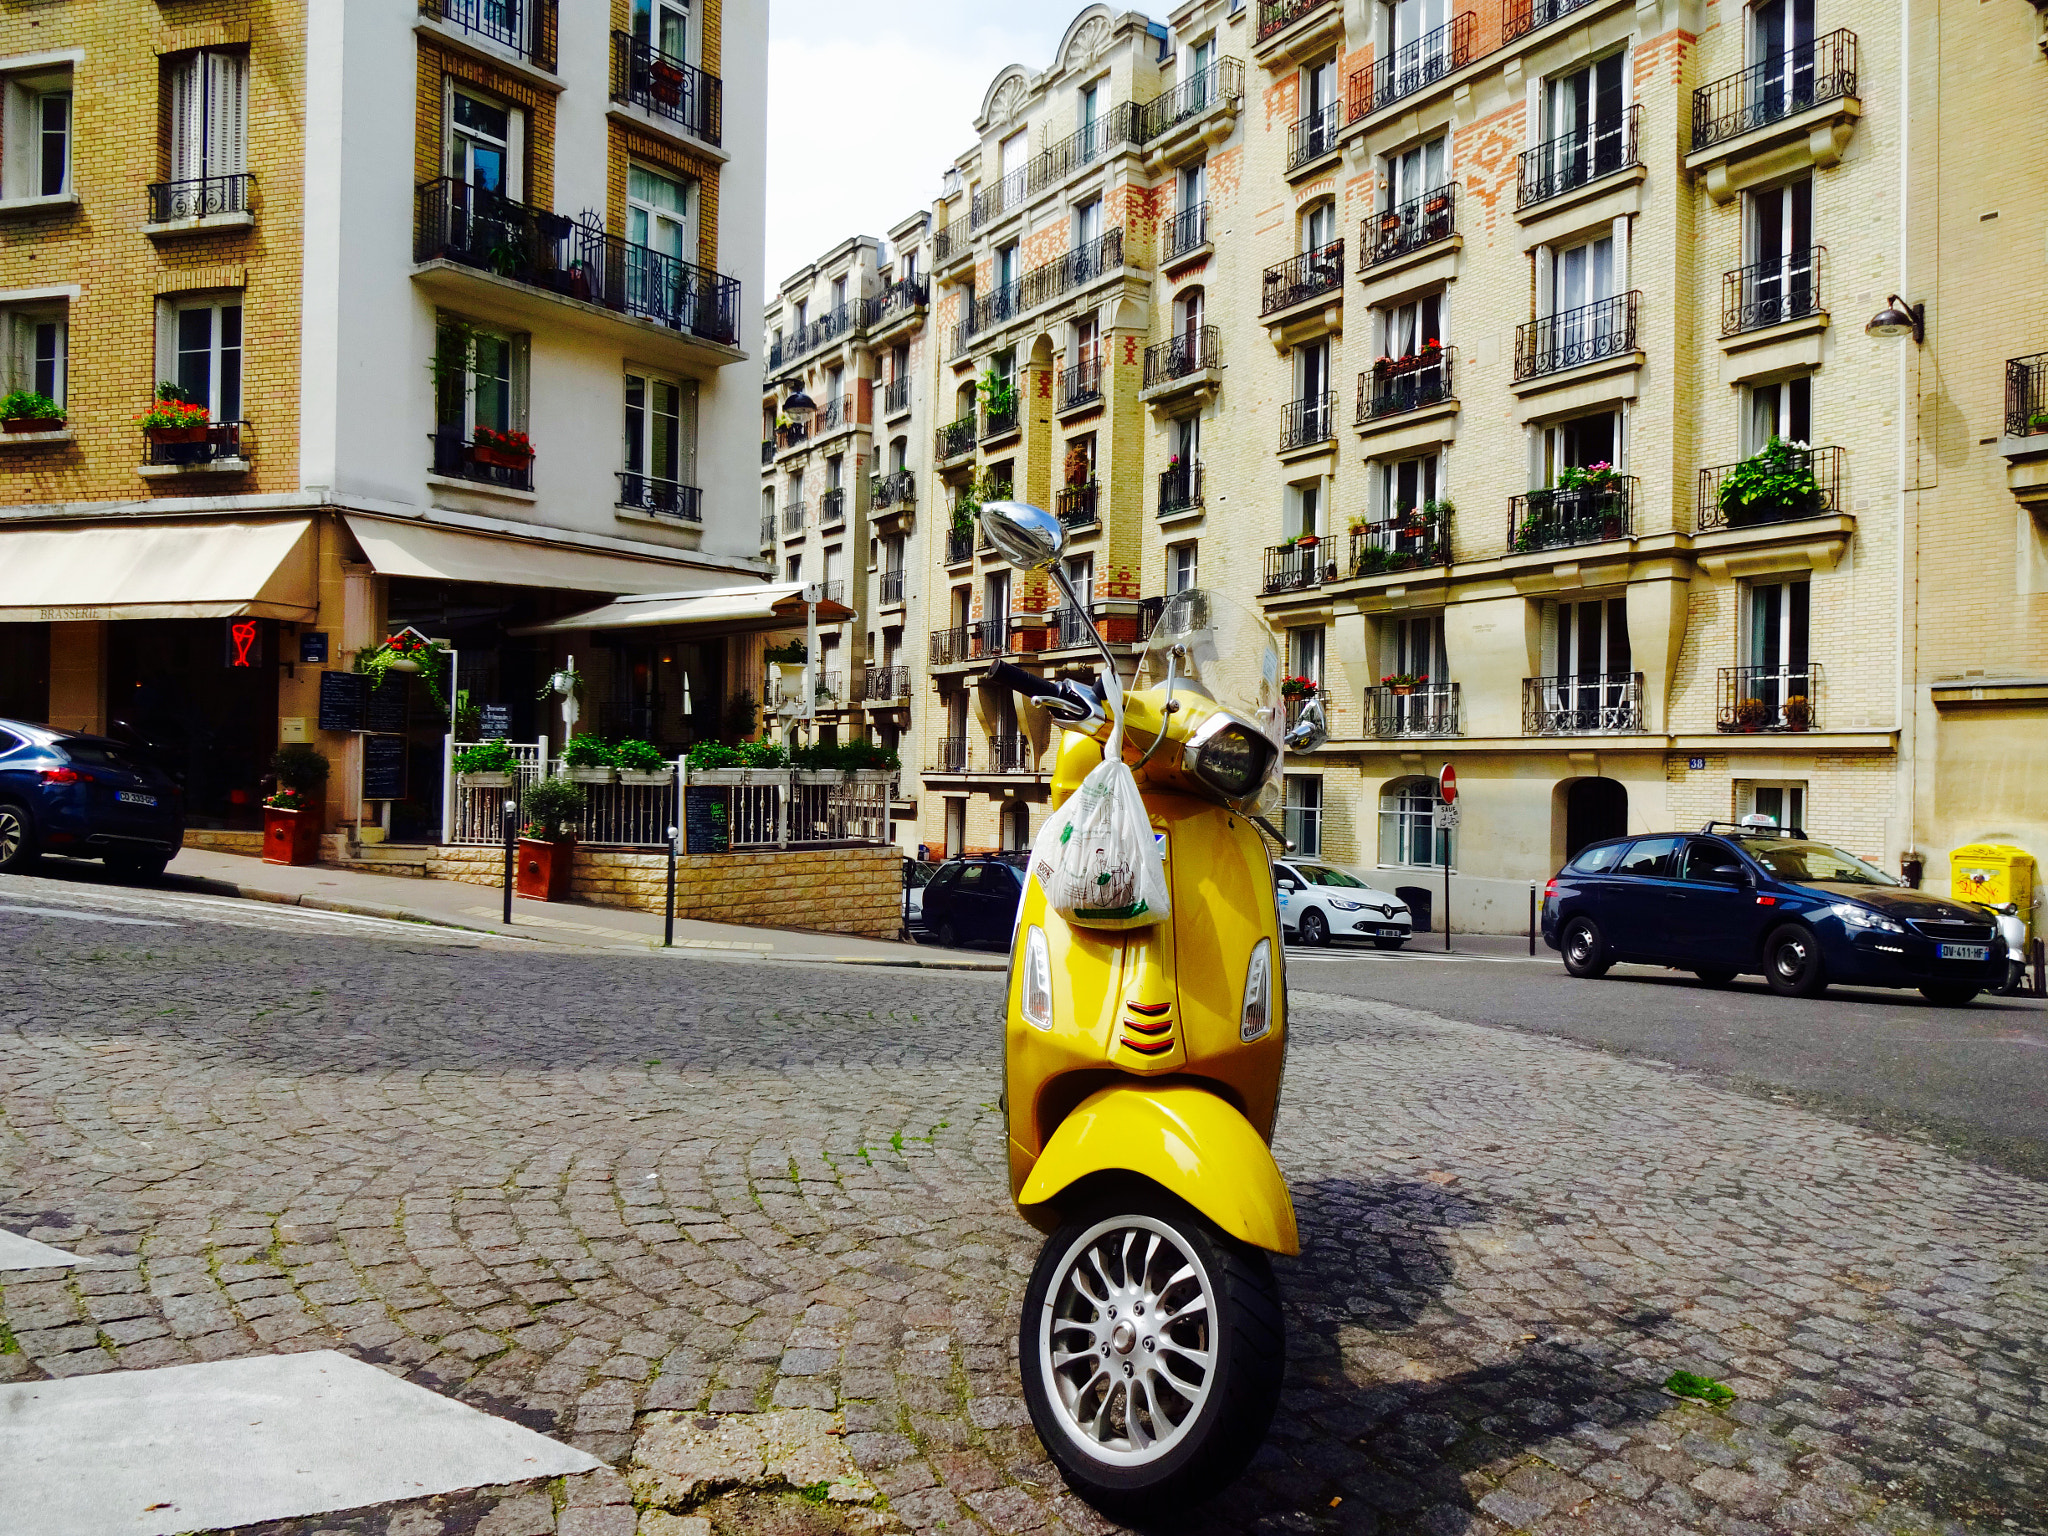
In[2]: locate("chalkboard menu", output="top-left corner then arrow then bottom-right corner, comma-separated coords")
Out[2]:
362,734 -> 407,801
317,670 -> 368,732
478,704 -> 512,739
363,678 -> 408,734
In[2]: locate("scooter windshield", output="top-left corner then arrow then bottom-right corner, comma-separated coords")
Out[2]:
1136,589 -> 1285,748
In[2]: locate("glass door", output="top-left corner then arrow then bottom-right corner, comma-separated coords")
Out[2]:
1748,578 -> 1809,723
627,164 -> 694,318
1753,0 -> 1816,119
1747,176 -> 1813,324
1551,235 -> 1615,358
1554,596 -> 1631,728
633,0 -> 691,60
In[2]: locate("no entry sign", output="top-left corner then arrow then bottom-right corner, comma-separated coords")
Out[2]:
1438,763 -> 1458,804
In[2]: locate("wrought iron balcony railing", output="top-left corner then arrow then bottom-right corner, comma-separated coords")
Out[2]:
987,733 -> 1036,774
1288,103 -> 1342,171
971,166 -> 1028,230
871,469 -> 916,508
760,439 -> 774,465
935,415 -> 976,460
862,664 -> 910,701
976,228 -> 1126,334
1368,682 -> 1460,738
1057,484 -> 1098,529
1501,0 -> 1602,42
1508,476 -> 1637,552
759,512 -> 774,546
1262,539 -> 1330,594
419,0 -> 556,69
1144,326 -> 1220,388
1135,58 -> 1245,141
950,318 -> 974,362
610,32 -> 721,144
1525,673 -> 1644,735
981,400 -> 1019,440
1159,462 -> 1203,516
1364,184 -> 1455,267
821,580 -> 846,605
932,226 -> 963,267
1696,444 -> 1842,531
931,735 -> 969,772
1030,104 -> 1142,197
1060,357 -> 1102,411
431,427 -> 528,490
775,422 -> 808,454
1517,103 -> 1641,209
2005,353 -> 2048,438
1718,662 -> 1824,732
1280,392 -> 1337,451
1514,290 -> 1640,380
1257,0 -> 1337,43
883,376 -> 911,416
1347,14 -> 1474,119
879,569 -> 906,605
970,617 -> 1010,657
1692,29 -> 1859,153
1348,507 -> 1450,576
147,172 -> 253,223
930,626 -> 970,665
782,503 -> 806,535
1262,238 -> 1344,316
819,487 -> 846,526
771,299 -> 875,369
615,471 -> 701,522
814,397 -> 852,435
944,528 -> 974,564
1051,605 -> 1094,650
146,419 -> 247,469
1163,200 -> 1209,261
1358,348 -> 1454,423
873,275 -> 929,324
1723,246 -> 1824,335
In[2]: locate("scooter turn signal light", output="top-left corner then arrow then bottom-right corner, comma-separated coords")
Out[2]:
1021,925 -> 1054,1031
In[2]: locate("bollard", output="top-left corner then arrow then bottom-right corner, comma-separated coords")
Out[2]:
1528,884 -> 1537,955
501,799 -> 517,925
2035,936 -> 2046,999
664,824 -> 678,948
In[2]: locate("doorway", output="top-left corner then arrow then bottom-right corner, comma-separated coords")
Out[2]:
1563,776 -> 1627,859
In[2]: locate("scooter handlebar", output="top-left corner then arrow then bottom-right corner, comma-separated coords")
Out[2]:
985,661 -> 1101,727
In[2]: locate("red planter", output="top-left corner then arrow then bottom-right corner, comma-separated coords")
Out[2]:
147,425 -> 208,445
516,836 -> 575,902
472,445 -> 534,470
263,806 -> 323,866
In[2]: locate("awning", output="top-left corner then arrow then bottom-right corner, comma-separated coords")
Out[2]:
513,582 -> 854,637
344,515 -> 718,596
0,518 -> 317,623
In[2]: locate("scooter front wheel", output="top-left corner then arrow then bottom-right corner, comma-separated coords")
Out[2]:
1020,1192 -> 1284,1514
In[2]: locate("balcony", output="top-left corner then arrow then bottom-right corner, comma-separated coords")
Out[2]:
1718,663 -> 1825,733
987,734 -> 1037,774
871,469 -> 916,509
882,377 -> 911,417
814,397 -> 855,437
1135,57 -> 1245,152
1723,247 -> 1824,335
971,166 -> 1028,231
944,528 -> 974,565
1346,14 -> 1474,120
970,617 -> 1010,658
610,32 -> 721,145
871,276 -> 929,340
820,580 -> 846,606
861,665 -> 910,702
1347,506 -> 1450,577
141,420 -> 249,475
1030,104 -> 1142,197
782,502 -> 805,536
1286,104 -> 1341,174
1514,291 -> 1640,381
935,416 -> 976,464
974,229 -> 1127,336
1501,0 -> 1601,42
820,487 -> 846,527
1144,327 -> 1220,393
1162,201 -> 1209,265
932,225 -> 968,271
419,0 -> 556,70
1257,0 -> 1338,44
774,421 -> 809,457
615,471 -> 701,523
930,736 -> 970,773
1358,348 -> 1454,424
145,172 -> 253,230
2006,353 -> 2048,438
1158,462 -> 1203,518
413,179 -> 740,348
981,400 -> 1019,442
930,626 -> 970,666
1696,444 -> 1843,531
1524,673 -> 1645,735
770,298 -> 873,370
1057,484 -> 1099,529
878,570 -> 906,606
430,427 -> 530,492
1059,357 -> 1102,413
1364,185 -> 1456,269
760,512 -> 774,547
1692,30 -> 1859,154
1508,476 -> 1637,553
1262,239 -> 1344,317
1262,539 -> 1330,595
1517,104 -> 1642,211
1367,682 -> 1461,739
1279,392 -> 1337,453
950,318 -> 974,363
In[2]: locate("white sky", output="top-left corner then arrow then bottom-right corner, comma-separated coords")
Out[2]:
763,0 -> 1164,286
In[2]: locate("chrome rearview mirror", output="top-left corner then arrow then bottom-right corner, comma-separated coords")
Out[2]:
980,500 -> 1064,571
1283,694 -> 1329,755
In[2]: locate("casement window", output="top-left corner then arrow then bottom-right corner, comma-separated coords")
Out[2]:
1187,36 -> 1214,88
167,51 -> 246,193
1064,553 -> 1094,609
1744,577 -> 1811,722
1297,338 -> 1329,404
995,243 -> 1018,291
1379,292 -> 1442,359
1746,375 -> 1811,451
447,85 -> 520,198
1387,612 -> 1448,682
3,304 -> 66,404
1379,775 -> 1447,867
1287,626 -> 1324,686
1385,132 -> 1447,209
1289,479 -> 1323,539
888,435 -> 907,474
1541,410 -> 1622,483
632,0 -> 693,62
1168,542 -> 1198,593
1304,55 -> 1337,120
1180,160 -> 1206,216
1173,411 -> 1200,469
623,368 -> 697,490
1544,50 -> 1626,157
785,554 -> 802,581
3,67 -> 72,199
1746,782 -> 1807,831
1547,596 -> 1631,680
1745,176 -> 1815,322
1751,0 -> 1816,108
1301,198 -> 1338,252
435,317 -> 526,440
826,452 -> 843,490
628,163 -> 694,261
999,128 -> 1029,182
1285,776 -> 1324,859
1074,198 -> 1103,250
830,274 -> 847,311
1174,287 -> 1206,347
1376,451 -> 1441,518
1548,232 -> 1616,320
159,297 -> 242,420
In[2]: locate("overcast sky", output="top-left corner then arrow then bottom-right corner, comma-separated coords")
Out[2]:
763,0 -> 1163,285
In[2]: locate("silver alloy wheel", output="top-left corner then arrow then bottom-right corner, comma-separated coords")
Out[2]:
1773,932 -> 1810,978
0,807 -> 21,865
1037,1214 -> 1217,1468
1566,921 -> 1595,967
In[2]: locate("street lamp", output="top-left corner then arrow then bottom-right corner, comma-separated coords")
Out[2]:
776,375 -> 818,430
1865,295 -> 1925,344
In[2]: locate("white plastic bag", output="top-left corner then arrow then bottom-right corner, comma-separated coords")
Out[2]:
1028,665 -> 1169,930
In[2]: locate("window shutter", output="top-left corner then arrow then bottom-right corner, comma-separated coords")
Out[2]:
677,378 -> 699,488
169,55 -> 203,183
511,332 -> 531,431
205,52 -> 247,177
1539,599 -> 1558,676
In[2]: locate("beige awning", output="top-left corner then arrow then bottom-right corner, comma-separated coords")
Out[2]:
0,518 -> 317,623
344,515 -> 719,596
513,582 -> 854,636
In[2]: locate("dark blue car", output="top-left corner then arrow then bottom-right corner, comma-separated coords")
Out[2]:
0,717 -> 186,878
1542,822 -> 2006,1006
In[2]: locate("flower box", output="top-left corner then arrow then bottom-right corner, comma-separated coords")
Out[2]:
516,836 -> 575,901
4,416 -> 61,433
471,445 -> 533,470
651,61 -> 686,105
263,805 -> 323,866
618,767 -> 675,785
146,425 -> 208,445
565,765 -> 616,785
458,770 -> 515,789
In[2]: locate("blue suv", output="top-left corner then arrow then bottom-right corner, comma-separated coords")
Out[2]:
0,718 -> 186,878
1542,822 -> 2006,1006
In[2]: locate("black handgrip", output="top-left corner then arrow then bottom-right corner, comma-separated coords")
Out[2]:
985,660 -> 1064,701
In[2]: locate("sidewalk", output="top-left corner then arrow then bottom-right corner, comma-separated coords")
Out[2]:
161,848 -> 1007,970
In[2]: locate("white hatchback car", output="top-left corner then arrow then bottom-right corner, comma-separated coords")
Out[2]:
1274,860 -> 1414,948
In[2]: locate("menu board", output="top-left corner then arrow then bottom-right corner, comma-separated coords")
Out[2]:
363,678 -> 408,734
479,704 -> 512,740
362,734 -> 407,801
317,670 -> 368,733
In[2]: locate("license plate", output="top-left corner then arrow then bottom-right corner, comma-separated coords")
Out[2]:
1938,943 -> 1988,961
1378,927 -> 1405,938
116,791 -> 157,807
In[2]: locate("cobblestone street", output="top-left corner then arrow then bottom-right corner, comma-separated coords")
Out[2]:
1,896 -> 2043,1536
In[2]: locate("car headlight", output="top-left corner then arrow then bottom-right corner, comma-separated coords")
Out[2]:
1329,898 -> 1364,911
1831,902 -> 1906,935
1020,925 -> 1053,1030
1193,722 -> 1276,799
1240,938 -> 1273,1042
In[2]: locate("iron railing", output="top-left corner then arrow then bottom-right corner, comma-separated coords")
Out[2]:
1719,663 -> 1824,732
1288,103 -> 1342,171
936,416 -> 976,461
970,617 -> 1010,657
684,769 -> 893,850
814,397 -> 852,435
971,166 -> 1028,230
1262,540 -> 1330,594
615,471 -> 701,522
1358,349 -> 1454,422
1136,57 -> 1245,141
820,487 -> 846,526
1508,476 -> 1638,552
1262,238 -> 1344,315
1696,444 -> 1842,531
1060,357 -> 1102,411
760,439 -> 774,465
147,172 -> 253,223
760,512 -> 774,546
950,318 -> 974,362
944,528 -> 974,564
1517,103 -> 1641,209
981,398 -> 1020,440
872,469 -> 916,508
145,420 -> 248,469
1163,201 -> 1209,261
1524,673 -> 1645,735
431,428 -> 530,490
1365,184 -> 1456,267
976,228 -> 1126,334
419,0 -> 556,69
1030,103 -> 1142,196
780,502 -> 806,535
775,422 -> 809,454
873,275 -> 929,324
1050,605 -> 1092,650
1348,508 -> 1451,575
882,377 -> 910,416
1348,14 -> 1474,119
1057,484 -> 1099,528
862,665 -> 910,701
879,569 -> 906,605
1159,462 -> 1203,516
931,736 -> 969,772
610,32 -> 721,143
1257,0 -> 1337,43
930,626 -> 970,665
821,580 -> 846,605
1368,683 -> 1460,738
449,741 -> 549,845
1280,392 -> 1337,451
1501,0 -> 1602,42
1723,246 -> 1824,334
771,299 -> 874,369
1692,29 -> 1859,153
2005,353 -> 2048,438
932,226 -> 963,267
1144,326 -> 1220,388
1514,290 -> 1640,379
987,734 -> 1036,774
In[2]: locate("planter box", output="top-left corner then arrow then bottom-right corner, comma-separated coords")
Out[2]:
472,446 -> 534,470
458,770 -> 515,788
618,768 -> 676,785
4,416 -> 62,433
566,765 -> 617,784
146,425 -> 208,445
516,836 -> 576,901
262,806 -> 323,866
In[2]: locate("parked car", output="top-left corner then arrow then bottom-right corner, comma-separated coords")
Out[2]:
1272,859 -> 1414,948
0,717 -> 186,878
919,856 -> 1027,949
903,857 -> 938,929
1543,821 -> 2007,1005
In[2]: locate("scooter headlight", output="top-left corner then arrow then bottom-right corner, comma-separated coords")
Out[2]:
1020,924 -> 1054,1031
1240,937 -> 1273,1042
1193,721 -> 1277,800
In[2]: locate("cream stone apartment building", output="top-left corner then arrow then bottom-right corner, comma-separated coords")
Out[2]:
0,0 -> 767,845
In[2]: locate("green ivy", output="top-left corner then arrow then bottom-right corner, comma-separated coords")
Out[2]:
1716,436 -> 1821,523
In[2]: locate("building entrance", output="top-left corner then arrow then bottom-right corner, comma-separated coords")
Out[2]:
106,619 -> 279,828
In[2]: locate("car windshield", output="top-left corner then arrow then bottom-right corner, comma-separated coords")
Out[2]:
1747,839 -> 1897,886
1298,865 -> 1369,888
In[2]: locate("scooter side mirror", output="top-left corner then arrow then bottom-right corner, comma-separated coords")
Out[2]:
1282,695 -> 1329,754
980,500 -> 1064,572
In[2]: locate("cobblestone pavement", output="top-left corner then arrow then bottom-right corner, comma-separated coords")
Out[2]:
1,907 -> 2044,1536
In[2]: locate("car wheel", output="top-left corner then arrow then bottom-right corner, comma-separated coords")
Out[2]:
1298,908 -> 1330,947
1692,967 -> 1737,987
936,919 -> 961,950
1762,924 -> 1828,998
1560,916 -> 1611,978
104,851 -> 171,881
0,801 -> 39,874
1372,937 -> 1407,951
1918,984 -> 1979,1007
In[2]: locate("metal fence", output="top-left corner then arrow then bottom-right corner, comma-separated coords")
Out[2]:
447,740 -> 549,844
684,770 -> 894,850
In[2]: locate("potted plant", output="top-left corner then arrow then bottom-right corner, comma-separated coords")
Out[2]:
1717,437 -> 1821,527
561,731 -> 617,784
136,383 -> 210,445
1783,694 -> 1812,732
358,630 -> 451,711
1294,531 -> 1319,548
1735,696 -> 1771,731
455,739 -> 518,788
1381,672 -> 1426,696
262,745 -> 330,866
2029,409 -> 2048,435
471,425 -> 534,468
614,738 -> 674,784
1,390 -> 64,433
1279,675 -> 1319,700
517,776 -> 585,901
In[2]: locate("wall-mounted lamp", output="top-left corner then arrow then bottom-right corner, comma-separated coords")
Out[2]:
1865,295 -> 1925,344
773,374 -> 818,429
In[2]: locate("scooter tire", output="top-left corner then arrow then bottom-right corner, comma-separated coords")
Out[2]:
1019,1188 -> 1284,1516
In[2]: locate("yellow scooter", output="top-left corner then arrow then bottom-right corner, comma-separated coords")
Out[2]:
979,500 -> 1327,1512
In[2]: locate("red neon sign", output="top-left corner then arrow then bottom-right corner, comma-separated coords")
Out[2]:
229,620 -> 259,668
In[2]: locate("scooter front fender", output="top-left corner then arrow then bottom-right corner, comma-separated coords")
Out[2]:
1016,1082 -> 1300,1256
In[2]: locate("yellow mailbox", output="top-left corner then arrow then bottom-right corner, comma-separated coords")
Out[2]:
1949,843 -> 2038,938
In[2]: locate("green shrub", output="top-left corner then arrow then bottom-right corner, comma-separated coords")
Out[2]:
612,738 -> 667,773
1717,436 -> 1820,521
762,640 -> 807,665
560,731 -> 612,768
685,738 -> 789,770
523,776 -> 586,841
270,744 -> 330,789
0,390 -> 64,423
792,740 -> 900,772
454,740 -> 517,774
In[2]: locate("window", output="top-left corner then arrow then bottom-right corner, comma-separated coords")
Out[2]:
1302,199 -> 1338,251
1548,231 -> 1616,321
1551,596 -> 1631,680
888,435 -> 907,473
1616,836 -> 1681,877
1745,175 -> 1815,322
168,51 -> 247,194
1290,479 -> 1322,539
1379,293 -> 1442,360
3,304 -> 66,405
628,163 -> 694,261
1304,55 -> 1337,120
1386,0 -> 1450,55
624,369 -> 697,490
1747,376 -> 1811,452
4,67 -> 73,198
1284,777 -> 1323,858
165,298 -> 243,420
1747,576 -> 1810,715
1297,338 -> 1329,406
999,128 -> 1029,181
447,84 -> 516,197
831,275 -> 847,311
632,0 -> 692,61
996,242 -> 1019,291
1287,626 -> 1323,685
826,452 -> 843,490
1377,451 -> 1440,518
794,298 -> 808,330
1075,198 -> 1103,250
1542,411 -> 1621,484
1169,542 -> 1198,593
1745,782 -> 1807,831
1384,132 -> 1447,209
435,316 -> 521,439
1173,411 -> 1201,470
1752,0 -> 1815,76
1387,612 -> 1446,682
786,554 -> 802,581
1175,287 -> 1206,346
1064,554 -> 1094,615
1544,50 -> 1625,160
1379,776 -> 1450,867
984,571 -> 1010,626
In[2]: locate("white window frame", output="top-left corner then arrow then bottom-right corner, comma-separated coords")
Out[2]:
627,160 -> 695,262
1168,541 -> 1198,594
433,312 -> 527,439
446,81 -> 521,199
2,61 -> 74,201
156,293 -> 244,421
169,50 -> 247,191
2,300 -> 66,404
1744,781 -> 1808,831
623,366 -> 697,489
1379,776 -> 1449,868
1284,776 -> 1324,859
